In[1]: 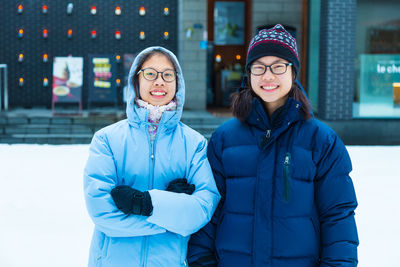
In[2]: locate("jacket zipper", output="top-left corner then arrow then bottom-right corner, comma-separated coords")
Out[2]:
141,120 -> 160,267
283,152 -> 291,202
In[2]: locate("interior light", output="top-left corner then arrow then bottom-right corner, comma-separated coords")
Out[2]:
236,55 -> 241,60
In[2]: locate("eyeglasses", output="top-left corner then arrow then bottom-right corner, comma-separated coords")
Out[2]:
137,68 -> 177,82
249,62 -> 293,75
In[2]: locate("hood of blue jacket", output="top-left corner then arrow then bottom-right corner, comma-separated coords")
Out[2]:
126,46 -> 185,128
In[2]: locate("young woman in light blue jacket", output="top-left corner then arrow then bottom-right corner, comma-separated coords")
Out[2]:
84,46 -> 220,267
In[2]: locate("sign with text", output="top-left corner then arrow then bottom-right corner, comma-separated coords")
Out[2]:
88,55 -> 117,104
359,54 -> 400,116
52,57 -> 83,104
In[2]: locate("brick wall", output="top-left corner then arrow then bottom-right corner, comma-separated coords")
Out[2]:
252,0 -> 303,62
318,0 -> 356,120
178,0 -> 207,110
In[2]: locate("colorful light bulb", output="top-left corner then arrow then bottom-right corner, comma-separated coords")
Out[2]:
18,4 -> 24,14
163,7 -> 169,16
115,6 -> 121,15
91,6 -> 97,15
139,6 -> 146,16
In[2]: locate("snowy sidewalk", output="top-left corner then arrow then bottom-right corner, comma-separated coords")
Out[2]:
0,144 -> 399,266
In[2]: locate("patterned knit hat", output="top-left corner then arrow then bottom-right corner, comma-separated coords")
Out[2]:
246,24 -> 299,74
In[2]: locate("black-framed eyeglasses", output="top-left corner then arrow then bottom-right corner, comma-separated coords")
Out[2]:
249,62 -> 293,75
137,68 -> 177,82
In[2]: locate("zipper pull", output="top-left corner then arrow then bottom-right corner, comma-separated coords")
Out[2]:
260,129 -> 271,149
283,152 -> 291,202
266,129 -> 271,138
284,154 -> 290,165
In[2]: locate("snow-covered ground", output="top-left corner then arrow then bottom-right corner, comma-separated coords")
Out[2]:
0,144 -> 399,266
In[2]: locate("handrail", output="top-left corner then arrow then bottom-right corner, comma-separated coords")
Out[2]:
0,64 -> 8,111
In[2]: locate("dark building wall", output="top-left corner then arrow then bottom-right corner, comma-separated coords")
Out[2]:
318,0 -> 356,120
0,0 -> 177,108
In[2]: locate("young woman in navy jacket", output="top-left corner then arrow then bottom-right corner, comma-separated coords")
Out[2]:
188,24 -> 359,267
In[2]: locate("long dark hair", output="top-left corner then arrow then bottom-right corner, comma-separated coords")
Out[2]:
231,69 -> 312,122
131,49 -> 179,101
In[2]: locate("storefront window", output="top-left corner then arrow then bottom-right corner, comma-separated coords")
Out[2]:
354,0 -> 400,117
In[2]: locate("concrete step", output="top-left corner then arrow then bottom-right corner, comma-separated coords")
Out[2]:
3,124 -> 93,135
0,109 -> 230,144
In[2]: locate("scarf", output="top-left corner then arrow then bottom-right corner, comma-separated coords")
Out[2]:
136,99 -> 177,141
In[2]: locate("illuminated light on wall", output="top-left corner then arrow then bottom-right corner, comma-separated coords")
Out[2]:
43,53 -> 49,63
139,31 -> 145,40
236,54 -> 241,60
19,77 -> 24,86
42,5 -> 48,14
91,6 -> 97,15
115,55 -> 121,63
139,6 -> 146,16
67,29 -> 73,39
18,53 -> 24,62
67,3 -> 73,15
42,29 -> 48,39
91,30 -> 97,39
18,28 -> 24,38
215,54 -> 222,63
116,79 -> 121,87
163,31 -> 169,40
163,7 -> 169,16
17,4 -> 24,14
115,6 -> 122,15
115,30 -> 121,40
43,78 -> 49,87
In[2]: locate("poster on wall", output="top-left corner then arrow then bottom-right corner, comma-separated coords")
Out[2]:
52,56 -> 83,114
359,54 -> 400,117
87,55 -> 117,106
214,1 -> 245,45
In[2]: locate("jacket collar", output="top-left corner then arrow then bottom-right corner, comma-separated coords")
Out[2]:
247,97 -> 303,132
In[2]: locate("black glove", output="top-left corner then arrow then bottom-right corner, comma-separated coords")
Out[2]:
190,255 -> 217,267
111,185 -> 153,216
166,178 -> 195,195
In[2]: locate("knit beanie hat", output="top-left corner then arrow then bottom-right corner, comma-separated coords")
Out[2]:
246,24 -> 300,74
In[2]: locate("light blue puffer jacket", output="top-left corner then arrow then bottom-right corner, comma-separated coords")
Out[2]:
84,46 -> 220,267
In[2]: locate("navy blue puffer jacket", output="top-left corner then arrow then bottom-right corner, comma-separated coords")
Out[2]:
188,97 -> 359,267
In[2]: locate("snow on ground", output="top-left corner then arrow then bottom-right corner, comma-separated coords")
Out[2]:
0,144 -> 399,266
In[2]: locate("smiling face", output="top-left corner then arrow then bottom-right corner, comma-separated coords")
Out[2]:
138,53 -> 177,106
250,55 -> 293,116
